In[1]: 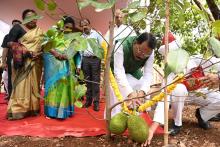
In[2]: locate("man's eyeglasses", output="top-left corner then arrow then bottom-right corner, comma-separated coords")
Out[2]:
136,46 -> 152,58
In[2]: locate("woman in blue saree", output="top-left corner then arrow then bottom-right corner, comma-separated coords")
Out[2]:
43,16 -> 81,119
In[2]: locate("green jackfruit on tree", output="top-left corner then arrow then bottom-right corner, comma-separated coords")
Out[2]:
109,112 -> 128,134
127,115 -> 149,143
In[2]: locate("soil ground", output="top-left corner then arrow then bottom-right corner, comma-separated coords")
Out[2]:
0,105 -> 220,147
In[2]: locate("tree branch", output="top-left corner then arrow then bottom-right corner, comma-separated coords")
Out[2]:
193,0 -> 215,22
206,0 -> 220,20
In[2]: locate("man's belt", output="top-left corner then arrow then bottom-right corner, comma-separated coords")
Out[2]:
83,56 -> 97,59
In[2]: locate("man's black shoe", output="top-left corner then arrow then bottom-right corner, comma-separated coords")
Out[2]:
83,102 -> 92,108
80,97 -> 84,101
93,104 -> 100,111
195,108 -> 211,130
209,113 -> 220,122
169,124 -> 182,136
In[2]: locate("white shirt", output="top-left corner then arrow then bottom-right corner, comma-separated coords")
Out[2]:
82,29 -> 103,57
113,41 -> 154,97
105,24 -> 136,45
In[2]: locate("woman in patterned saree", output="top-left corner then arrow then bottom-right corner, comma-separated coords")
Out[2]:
7,9 -> 44,120
44,16 -> 82,119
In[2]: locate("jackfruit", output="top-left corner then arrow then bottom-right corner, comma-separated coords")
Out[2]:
109,112 -> 128,134
127,115 -> 149,143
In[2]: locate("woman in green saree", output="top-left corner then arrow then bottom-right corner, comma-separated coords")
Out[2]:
43,16 -> 82,119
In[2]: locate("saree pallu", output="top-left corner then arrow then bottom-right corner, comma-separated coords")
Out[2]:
44,51 -> 80,119
7,27 -> 43,120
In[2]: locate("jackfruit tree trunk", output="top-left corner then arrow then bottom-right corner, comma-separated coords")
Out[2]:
104,5 -> 116,139
164,0 -> 170,146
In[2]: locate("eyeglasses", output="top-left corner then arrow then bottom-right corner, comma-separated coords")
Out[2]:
136,46 -> 152,58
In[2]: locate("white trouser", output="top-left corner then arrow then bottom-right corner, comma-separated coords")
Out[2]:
106,74 -> 150,118
153,85 -> 220,126
2,70 -> 8,95
189,89 -> 220,121
153,83 -> 188,126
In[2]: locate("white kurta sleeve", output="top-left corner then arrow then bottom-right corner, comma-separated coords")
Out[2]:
140,51 -> 155,94
114,42 -> 133,97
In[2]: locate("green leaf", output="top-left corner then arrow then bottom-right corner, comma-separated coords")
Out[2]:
65,47 -> 76,59
130,11 -> 146,23
139,19 -> 146,30
43,40 -> 57,52
64,32 -> 82,41
212,20 -> 220,36
22,15 -> 43,24
178,13 -> 185,27
164,63 -> 172,78
209,37 -> 220,58
74,84 -> 87,100
167,49 -> 189,74
56,20 -> 64,29
46,28 -> 57,38
148,1 -> 156,13
34,0 -> 45,10
128,1 -> 140,9
91,0 -> 116,12
74,101 -> 83,108
47,0 -> 57,11
194,92 -> 207,99
78,1 -> 91,10
158,9 -> 166,18
87,38 -> 104,59
183,1 -> 191,9
56,39 -> 66,48
70,36 -> 88,51
174,1 -> 183,10
57,32 -> 64,39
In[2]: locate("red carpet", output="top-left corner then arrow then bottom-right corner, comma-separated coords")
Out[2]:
0,93 -> 163,137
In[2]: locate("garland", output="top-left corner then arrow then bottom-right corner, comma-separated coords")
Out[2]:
138,74 -> 184,112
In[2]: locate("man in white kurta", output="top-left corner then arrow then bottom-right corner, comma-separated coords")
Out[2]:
145,34 -> 220,146
105,9 -> 136,45
109,32 -> 156,117
153,56 -> 220,131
